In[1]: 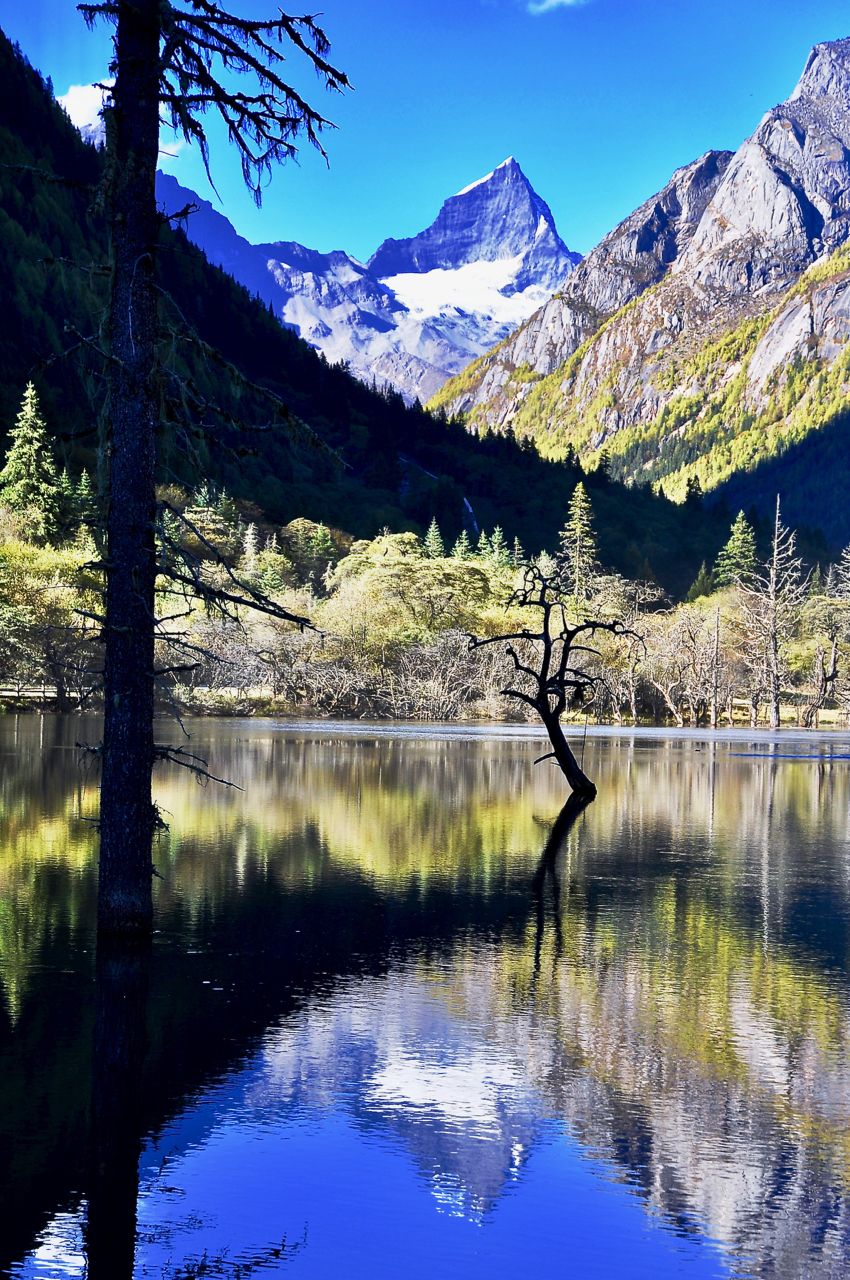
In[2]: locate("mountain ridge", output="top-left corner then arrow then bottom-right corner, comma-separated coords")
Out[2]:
0,24 -> 742,599
429,36 -> 850,544
156,157 -> 579,404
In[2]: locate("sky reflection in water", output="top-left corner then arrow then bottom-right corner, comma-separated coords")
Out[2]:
4,717 -> 850,1278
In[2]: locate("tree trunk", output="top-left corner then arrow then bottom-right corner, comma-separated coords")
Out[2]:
538,703 -> 596,798
710,608 -> 719,729
767,629 -> 781,729
802,639 -> 838,728
98,0 -> 160,934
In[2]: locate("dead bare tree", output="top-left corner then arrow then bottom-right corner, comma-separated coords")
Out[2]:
738,497 -> 807,731
800,638 -> 839,727
469,563 -> 637,798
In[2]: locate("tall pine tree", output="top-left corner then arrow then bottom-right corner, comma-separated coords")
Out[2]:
451,529 -> 472,560
714,511 -> 757,586
79,0 -> 349,934
559,482 -> 597,607
0,383 -> 61,540
424,517 -> 445,559
489,526 -> 510,567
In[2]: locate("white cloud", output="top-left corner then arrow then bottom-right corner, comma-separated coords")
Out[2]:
527,0 -> 589,13
57,82 -> 110,131
58,81 -> 190,163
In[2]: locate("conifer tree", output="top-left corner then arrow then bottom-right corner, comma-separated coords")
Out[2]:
241,522 -> 259,576
57,468 -> 77,533
489,526 -> 510,567
559,482 -> 597,606
0,383 -> 61,539
476,529 -> 491,559
451,530 -> 472,560
217,492 -> 237,525
310,522 -> 335,566
834,543 -> 850,600
75,471 -> 97,527
686,561 -> 714,601
714,511 -> 757,586
511,536 -> 525,567
424,517 -> 445,559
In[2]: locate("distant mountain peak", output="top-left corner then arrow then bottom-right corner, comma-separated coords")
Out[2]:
454,156 -> 516,198
156,158 -> 580,404
367,158 -> 579,287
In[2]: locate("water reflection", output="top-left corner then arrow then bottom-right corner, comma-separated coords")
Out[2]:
3,719 -> 850,1277
85,939 -> 150,1280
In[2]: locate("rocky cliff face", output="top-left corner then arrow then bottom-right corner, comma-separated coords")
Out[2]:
156,158 -> 578,404
368,156 -> 577,289
431,38 -> 850,539
440,150 -> 733,413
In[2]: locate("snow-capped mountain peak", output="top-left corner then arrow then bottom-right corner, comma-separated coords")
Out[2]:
367,156 -> 578,284
154,160 -> 579,403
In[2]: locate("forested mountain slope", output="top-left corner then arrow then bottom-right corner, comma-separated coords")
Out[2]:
0,27 -> 780,596
431,38 -> 850,544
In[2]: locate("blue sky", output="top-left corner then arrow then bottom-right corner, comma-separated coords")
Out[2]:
6,1 -> 850,260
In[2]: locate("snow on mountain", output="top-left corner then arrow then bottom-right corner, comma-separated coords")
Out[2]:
155,159 -> 579,403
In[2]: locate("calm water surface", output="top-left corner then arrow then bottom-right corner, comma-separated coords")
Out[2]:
3,716 -> 850,1278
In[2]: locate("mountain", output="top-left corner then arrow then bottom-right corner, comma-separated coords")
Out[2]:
431,38 -> 850,545
156,158 -> 579,404
0,26 -> 780,596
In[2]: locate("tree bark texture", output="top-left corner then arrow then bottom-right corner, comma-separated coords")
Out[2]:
98,0 -> 160,934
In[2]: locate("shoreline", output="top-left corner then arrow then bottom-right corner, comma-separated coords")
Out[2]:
7,704 -> 850,743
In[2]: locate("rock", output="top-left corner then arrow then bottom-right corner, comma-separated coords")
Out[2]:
156,159 -> 579,404
438,150 -> 732,415
433,31 -> 850,531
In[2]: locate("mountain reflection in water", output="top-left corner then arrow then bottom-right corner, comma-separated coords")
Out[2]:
3,717 -> 850,1278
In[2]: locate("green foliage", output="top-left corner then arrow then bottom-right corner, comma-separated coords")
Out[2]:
450,529 -> 472,560
424,517 -> 445,559
686,562 -> 715,601
322,530 -> 491,648
488,526 -> 510,568
75,470 -> 97,527
310,522 -> 336,565
559,482 -> 597,604
0,384 -> 61,540
714,511 -> 757,586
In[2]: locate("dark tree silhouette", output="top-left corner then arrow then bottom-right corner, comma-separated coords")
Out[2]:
79,0 -> 349,932
84,937 -> 150,1278
470,562 -> 637,798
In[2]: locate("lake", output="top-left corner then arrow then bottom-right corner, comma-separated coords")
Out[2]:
2,716 -> 850,1278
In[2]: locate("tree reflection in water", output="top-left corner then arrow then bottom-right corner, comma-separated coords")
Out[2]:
532,791 -> 593,971
85,937 -> 150,1278
4,718 -> 850,1277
